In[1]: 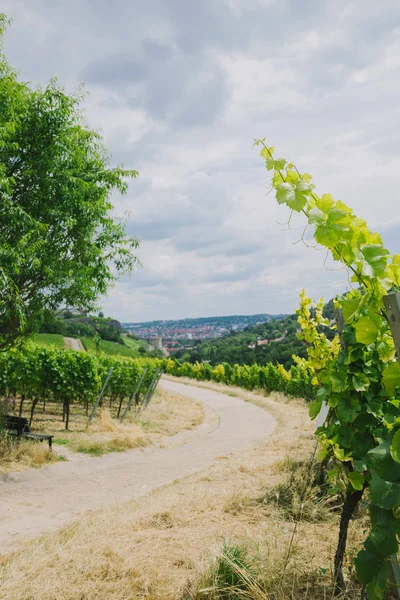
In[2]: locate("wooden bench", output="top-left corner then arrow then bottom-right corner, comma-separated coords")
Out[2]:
4,415 -> 53,450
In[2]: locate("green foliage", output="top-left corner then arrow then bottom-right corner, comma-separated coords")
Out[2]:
175,313 -> 307,368
0,346 -> 157,426
212,542 -> 259,600
82,336 -> 144,358
255,138 -> 400,598
31,334 -> 66,349
0,16 -> 139,349
154,357 -> 315,400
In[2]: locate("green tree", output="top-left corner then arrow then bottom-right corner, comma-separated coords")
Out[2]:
0,15 -> 139,349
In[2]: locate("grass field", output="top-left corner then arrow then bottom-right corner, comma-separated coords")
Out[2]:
31,332 -> 148,358
31,333 -> 66,349
122,334 -> 148,352
81,336 -> 145,358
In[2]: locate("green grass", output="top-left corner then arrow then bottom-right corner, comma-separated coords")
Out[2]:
31,333 -> 66,349
81,337 -> 143,358
31,332 -> 148,358
122,334 -> 148,351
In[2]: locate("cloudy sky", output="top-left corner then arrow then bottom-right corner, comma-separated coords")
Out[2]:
2,0 -> 400,322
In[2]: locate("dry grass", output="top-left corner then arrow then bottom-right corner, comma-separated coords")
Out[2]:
3,388 -> 204,460
0,436 -> 60,473
0,383 -> 365,599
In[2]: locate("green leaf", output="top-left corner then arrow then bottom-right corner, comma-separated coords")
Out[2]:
336,396 -> 359,423
314,223 -> 338,249
316,193 -> 335,212
361,244 -> 390,277
368,441 -> 400,482
341,295 -> 364,323
276,183 -> 295,205
348,471 -> 364,491
333,444 -> 352,461
383,362 -> 400,396
354,316 -> 380,345
309,400 -> 322,419
391,429 -> 400,464
369,505 -> 400,555
370,472 -> 400,510
331,370 -> 348,393
355,539 -> 386,585
327,207 -> 350,223
367,562 -> 389,600
274,158 -> 287,170
316,386 -> 329,402
352,372 -> 370,392
308,207 -> 325,225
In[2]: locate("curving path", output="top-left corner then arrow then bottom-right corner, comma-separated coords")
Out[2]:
0,379 -> 276,552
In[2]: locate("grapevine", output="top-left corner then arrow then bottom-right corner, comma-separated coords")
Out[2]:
0,347 -> 157,428
255,139 -> 400,599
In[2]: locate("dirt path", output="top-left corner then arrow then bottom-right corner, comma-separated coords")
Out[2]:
63,337 -> 85,351
0,379 -> 275,551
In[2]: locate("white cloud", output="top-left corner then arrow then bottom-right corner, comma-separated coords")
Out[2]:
2,0 -> 400,321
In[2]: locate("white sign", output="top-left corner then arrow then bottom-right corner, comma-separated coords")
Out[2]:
315,401 -> 329,429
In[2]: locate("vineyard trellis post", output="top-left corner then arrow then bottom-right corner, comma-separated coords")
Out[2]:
383,292 -> 400,598
139,369 -> 162,413
88,367 -> 113,425
120,366 -> 149,422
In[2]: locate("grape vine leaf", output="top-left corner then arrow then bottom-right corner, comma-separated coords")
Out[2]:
368,440 -> 400,482
355,539 -> 386,585
390,429 -> 400,464
370,472 -> 400,510
361,244 -> 390,278
382,362 -> 400,396
354,316 -> 380,345
369,505 -> 400,555
309,400 -> 321,419
352,373 -> 370,392
276,183 -> 294,205
348,471 -> 364,491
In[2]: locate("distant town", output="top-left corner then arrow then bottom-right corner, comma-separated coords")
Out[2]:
123,313 -> 287,355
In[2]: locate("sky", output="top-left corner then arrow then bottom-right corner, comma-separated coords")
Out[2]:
2,0 -> 400,322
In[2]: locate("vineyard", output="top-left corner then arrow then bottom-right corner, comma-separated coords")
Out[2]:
0,347 -> 158,430
0,345 -> 315,432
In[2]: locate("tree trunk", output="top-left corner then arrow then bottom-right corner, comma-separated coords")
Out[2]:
19,394 -> 25,417
117,396 -> 124,418
65,401 -> 70,430
62,401 -> 65,422
334,487 -> 364,595
29,397 -> 39,427
134,392 -> 140,409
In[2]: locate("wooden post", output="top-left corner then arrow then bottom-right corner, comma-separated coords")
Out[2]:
142,369 -> 163,411
384,293 -> 400,363
88,368 -> 113,425
120,367 -> 149,422
383,292 -> 400,599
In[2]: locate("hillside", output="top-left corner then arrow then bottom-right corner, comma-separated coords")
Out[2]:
173,314 -> 304,368
123,313 -> 286,341
175,300 -> 335,368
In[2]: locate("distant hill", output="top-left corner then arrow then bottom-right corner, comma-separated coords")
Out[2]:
174,314 -> 305,369
123,313 -> 287,340
172,300 -> 336,369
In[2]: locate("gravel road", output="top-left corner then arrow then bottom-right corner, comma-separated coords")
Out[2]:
0,379 -> 276,551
